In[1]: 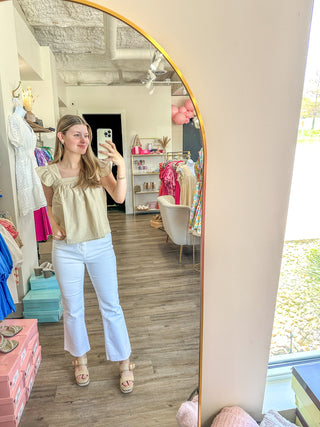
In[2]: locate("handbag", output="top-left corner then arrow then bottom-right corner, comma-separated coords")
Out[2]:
131,135 -> 142,154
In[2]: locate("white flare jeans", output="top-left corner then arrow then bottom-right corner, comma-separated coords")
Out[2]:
52,233 -> 131,361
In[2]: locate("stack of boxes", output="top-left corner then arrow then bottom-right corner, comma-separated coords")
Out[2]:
22,272 -> 63,323
0,319 -> 41,426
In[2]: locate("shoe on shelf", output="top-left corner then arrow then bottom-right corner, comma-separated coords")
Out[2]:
39,262 -> 55,278
119,360 -> 135,394
0,322 -> 22,338
72,354 -> 90,387
34,266 -> 42,276
0,334 -> 19,354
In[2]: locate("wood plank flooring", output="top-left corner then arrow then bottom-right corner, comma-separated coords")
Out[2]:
20,212 -> 201,427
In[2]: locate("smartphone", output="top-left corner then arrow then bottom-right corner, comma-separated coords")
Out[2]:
97,128 -> 112,160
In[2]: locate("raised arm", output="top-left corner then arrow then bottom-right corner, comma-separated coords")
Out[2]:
99,141 -> 127,204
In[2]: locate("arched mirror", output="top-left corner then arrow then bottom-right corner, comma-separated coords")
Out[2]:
0,0 -> 205,425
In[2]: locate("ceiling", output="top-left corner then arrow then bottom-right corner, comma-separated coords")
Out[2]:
15,0 -> 185,94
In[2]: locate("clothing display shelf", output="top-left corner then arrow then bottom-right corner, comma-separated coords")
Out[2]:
25,119 -> 53,147
131,151 -> 165,215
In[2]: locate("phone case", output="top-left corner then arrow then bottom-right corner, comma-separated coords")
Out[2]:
97,128 -> 112,160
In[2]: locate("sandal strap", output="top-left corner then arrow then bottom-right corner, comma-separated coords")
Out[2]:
72,355 -> 88,366
75,366 -> 89,376
120,361 -> 135,373
0,334 -> 18,352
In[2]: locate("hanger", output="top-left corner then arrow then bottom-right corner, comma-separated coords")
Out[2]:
12,81 -> 22,99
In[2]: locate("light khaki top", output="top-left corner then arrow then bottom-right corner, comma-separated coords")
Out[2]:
36,162 -> 112,244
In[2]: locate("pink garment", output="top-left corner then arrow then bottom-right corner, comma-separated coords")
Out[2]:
211,406 -> 258,427
160,161 -> 183,205
176,395 -> 198,427
0,219 -> 18,239
34,207 -> 52,242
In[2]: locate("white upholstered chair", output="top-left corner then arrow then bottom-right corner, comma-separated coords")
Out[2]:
157,195 -> 201,265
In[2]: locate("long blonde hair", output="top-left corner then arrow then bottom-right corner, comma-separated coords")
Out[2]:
51,115 -> 102,188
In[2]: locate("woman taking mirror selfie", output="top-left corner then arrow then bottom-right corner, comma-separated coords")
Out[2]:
36,114 -> 134,393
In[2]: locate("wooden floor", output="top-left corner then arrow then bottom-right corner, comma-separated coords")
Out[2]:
20,212 -> 201,427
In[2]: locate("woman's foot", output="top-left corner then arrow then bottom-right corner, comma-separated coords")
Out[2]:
72,354 -> 90,387
119,359 -> 135,393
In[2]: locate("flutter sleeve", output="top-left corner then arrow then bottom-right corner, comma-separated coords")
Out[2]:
99,160 -> 112,177
36,166 -> 55,187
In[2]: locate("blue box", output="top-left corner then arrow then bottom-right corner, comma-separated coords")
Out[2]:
23,304 -> 63,323
22,289 -> 61,311
29,272 -> 59,290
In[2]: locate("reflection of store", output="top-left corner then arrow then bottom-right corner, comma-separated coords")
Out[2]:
0,0 -> 201,307
0,1 -> 202,424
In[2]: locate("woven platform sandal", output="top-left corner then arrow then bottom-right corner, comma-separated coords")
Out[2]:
119,360 -> 135,394
72,355 -> 90,387
0,334 -> 19,354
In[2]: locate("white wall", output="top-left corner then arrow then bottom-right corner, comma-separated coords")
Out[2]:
61,85 -> 172,213
23,47 -> 60,148
0,2 -> 39,302
89,0 -> 313,424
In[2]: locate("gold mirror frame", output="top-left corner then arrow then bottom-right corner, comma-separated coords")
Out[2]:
1,0 -> 207,423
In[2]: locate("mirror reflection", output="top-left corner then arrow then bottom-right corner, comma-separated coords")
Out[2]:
0,0 -> 203,425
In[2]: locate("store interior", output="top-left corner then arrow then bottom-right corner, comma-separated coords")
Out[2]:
0,0 -> 203,425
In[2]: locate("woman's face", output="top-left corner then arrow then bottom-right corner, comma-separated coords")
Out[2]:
59,124 -> 90,156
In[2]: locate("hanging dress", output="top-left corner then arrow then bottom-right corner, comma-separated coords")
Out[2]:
0,225 -> 23,304
34,147 -> 53,241
189,148 -> 203,236
8,111 -> 47,216
0,234 -> 15,320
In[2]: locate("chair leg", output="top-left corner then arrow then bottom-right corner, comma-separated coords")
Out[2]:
179,245 -> 183,263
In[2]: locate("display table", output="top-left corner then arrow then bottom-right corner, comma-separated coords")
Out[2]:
291,361 -> 320,426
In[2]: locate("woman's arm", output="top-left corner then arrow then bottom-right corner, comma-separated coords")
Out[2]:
99,141 -> 127,203
42,184 -> 66,240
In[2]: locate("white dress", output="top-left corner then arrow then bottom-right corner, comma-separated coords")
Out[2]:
8,111 -> 47,216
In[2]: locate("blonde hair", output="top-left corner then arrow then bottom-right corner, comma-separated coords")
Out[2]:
51,115 -> 102,188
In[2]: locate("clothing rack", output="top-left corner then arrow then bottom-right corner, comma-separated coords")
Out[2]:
166,151 -> 191,160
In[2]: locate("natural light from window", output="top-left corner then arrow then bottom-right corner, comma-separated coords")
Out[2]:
270,0 -> 320,359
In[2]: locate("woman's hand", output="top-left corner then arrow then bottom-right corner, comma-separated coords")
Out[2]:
99,141 -> 125,168
52,226 -> 66,241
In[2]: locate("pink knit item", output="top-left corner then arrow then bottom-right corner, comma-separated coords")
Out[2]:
211,406 -> 259,427
176,395 -> 198,427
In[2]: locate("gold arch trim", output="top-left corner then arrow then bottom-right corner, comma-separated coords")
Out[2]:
1,0 -> 206,424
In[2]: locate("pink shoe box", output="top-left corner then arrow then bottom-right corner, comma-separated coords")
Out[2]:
7,334 -> 30,371
27,332 -> 39,357
4,319 -> 38,342
24,368 -> 35,401
0,386 -> 26,427
0,353 -> 22,399
0,375 -> 24,416
33,346 -> 42,375
0,370 -> 23,402
20,349 -> 33,389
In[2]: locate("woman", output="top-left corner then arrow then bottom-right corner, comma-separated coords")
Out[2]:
37,115 -> 134,393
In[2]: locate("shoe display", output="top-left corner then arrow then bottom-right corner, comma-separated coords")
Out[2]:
0,334 -> 19,354
0,322 -> 22,338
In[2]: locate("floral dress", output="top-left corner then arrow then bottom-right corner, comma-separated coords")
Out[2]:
189,148 -> 203,236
